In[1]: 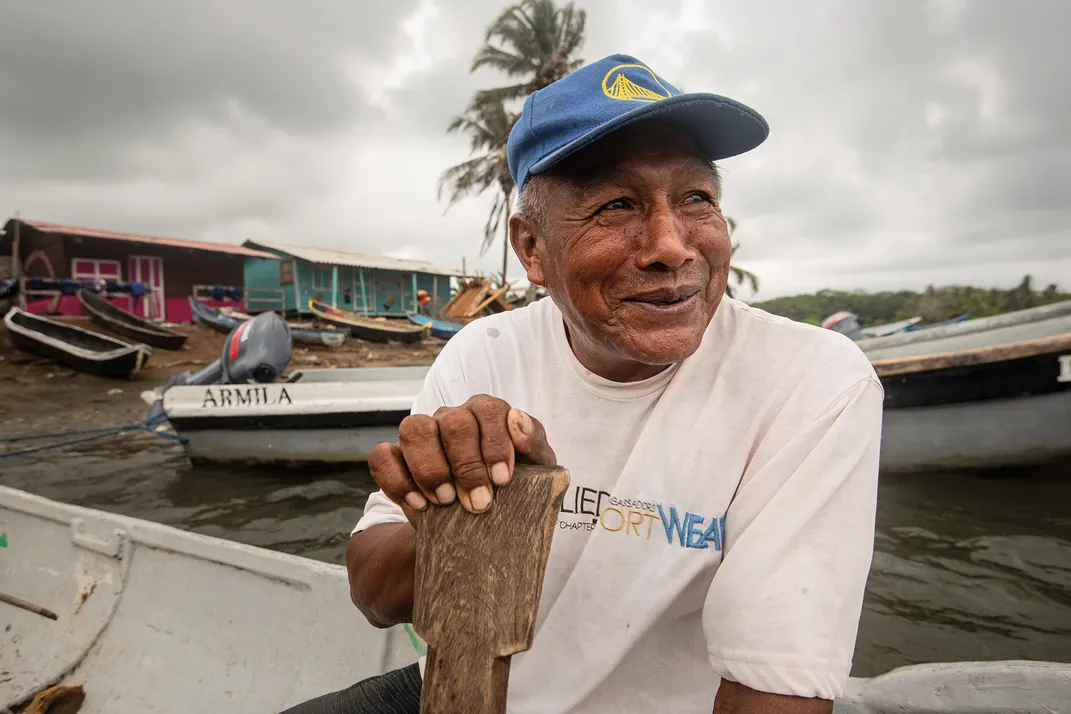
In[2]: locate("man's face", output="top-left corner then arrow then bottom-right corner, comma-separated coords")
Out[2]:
516,123 -> 733,375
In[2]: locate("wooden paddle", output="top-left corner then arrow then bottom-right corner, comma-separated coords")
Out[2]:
412,463 -> 570,714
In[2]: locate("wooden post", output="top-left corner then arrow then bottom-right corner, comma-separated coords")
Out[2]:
412,273 -> 419,313
331,265 -> 338,308
432,276 -> 439,316
358,269 -> 368,315
413,464 -> 570,714
12,212 -> 25,309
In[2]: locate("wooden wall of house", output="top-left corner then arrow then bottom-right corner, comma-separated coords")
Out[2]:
4,226 -> 245,298
292,261 -> 452,317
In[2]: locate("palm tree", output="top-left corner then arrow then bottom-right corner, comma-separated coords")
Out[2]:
725,217 -> 760,299
438,98 -> 518,281
440,0 -> 586,284
471,0 -> 586,107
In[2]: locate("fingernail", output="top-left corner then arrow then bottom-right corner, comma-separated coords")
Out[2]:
435,483 -> 456,505
470,485 -> 492,512
491,462 -> 510,486
518,410 -> 533,437
405,492 -> 428,511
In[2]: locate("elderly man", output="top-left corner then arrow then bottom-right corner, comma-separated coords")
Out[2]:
288,53 -> 882,714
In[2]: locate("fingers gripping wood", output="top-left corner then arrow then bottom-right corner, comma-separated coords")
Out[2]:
412,464 -> 571,714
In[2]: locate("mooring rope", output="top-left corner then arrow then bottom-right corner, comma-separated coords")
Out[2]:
0,415 -> 187,459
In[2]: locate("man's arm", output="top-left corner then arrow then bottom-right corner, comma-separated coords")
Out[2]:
714,680 -> 833,714
346,523 -> 416,629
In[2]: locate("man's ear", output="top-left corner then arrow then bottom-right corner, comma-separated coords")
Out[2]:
510,213 -> 546,287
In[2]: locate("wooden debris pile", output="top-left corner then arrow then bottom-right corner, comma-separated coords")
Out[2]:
439,278 -> 513,321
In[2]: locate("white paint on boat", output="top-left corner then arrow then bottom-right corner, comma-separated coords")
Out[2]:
3,486 -> 1068,713
0,485 -> 418,713
183,426 -> 401,465
286,365 -> 431,383
860,300 -> 1071,358
880,391 -> 1071,473
162,378 -> 421,418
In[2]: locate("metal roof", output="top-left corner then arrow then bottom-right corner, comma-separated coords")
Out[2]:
243,238 -> 464,277
8,219 -> 279,259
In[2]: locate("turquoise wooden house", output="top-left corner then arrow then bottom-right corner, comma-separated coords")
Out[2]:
241,239 -> 462,318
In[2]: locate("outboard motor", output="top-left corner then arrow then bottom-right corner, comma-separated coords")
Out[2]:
147,311 -> 293,421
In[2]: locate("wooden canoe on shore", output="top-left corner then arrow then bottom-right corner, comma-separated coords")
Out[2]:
309,299 -> 428,343
77,290 -> 188,351
2,485 -> 1068,713
3,306 -> 151,379
406,312 -> 465,340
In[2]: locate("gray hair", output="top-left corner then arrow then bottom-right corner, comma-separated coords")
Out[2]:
516,162 -> 722,231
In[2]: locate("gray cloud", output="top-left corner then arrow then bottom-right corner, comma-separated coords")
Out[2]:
0,0 -> 1067,298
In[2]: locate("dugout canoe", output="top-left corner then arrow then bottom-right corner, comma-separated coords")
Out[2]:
77,290 -> 187,351
309,299 -> 428,343
406,312 -> 465,340
3,306 -> 151,379
189,297 -> 347,348
1,485 -> 1068,713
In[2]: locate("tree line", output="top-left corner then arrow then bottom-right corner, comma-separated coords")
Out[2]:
750,275 -> 1070,326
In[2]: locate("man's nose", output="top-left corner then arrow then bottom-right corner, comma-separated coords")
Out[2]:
635,203 -> 695,270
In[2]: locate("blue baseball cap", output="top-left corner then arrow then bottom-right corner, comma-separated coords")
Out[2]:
507,54 -> 769,190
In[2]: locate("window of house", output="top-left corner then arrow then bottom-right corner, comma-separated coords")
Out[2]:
311,264 -> 333,291
279,259 -> 294,285
72,258 -> 122,282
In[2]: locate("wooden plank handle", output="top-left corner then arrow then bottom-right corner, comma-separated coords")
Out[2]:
413,463 -> 570,714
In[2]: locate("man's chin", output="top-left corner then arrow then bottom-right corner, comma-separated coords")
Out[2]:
616,326 -> 706,366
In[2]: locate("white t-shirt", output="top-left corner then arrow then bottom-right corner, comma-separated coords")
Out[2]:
354,296 -> 883,713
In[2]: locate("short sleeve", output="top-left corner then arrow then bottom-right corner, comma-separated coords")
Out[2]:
350,357 -> 467,535
704,377 -> 883,700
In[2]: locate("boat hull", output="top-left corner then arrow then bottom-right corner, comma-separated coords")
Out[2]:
880,390 -> 1071,473
3,485 -> 1070,713
308,300 -> 427,343
406,312 -> 463,340
78,290 -> 188,351
4,307 -> 151,379
160,373 -> 422,467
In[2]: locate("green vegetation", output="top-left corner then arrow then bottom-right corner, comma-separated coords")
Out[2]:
751,275 -> 1070,326
439,0 -> 587,284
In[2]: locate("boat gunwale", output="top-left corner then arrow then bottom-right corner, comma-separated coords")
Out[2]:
308,299 -> 429,336
872,332 -> 1071,377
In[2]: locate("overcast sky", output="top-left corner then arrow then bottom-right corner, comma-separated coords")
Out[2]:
1,0 -> 1067,300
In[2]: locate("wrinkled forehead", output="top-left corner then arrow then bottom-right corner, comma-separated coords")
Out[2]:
544,120 -> 715,186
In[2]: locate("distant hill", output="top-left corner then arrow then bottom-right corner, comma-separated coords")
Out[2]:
750,275 -> 1070,327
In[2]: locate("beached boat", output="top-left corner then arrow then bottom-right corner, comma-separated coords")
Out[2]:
309,299 -> 428,343
873,308 -> 1071,473
189,297 -> 346,348
2,485 -> 1068,714
151,366 -> 429,467
3,306 -> 151,379
407,312 -> 465,340
859,299 -> 1071,356
77,290 -> 188,351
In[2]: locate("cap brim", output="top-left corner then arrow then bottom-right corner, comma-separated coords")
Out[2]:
529,93 -> 769,178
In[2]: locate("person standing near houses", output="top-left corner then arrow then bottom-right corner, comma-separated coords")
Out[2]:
287,54 -> 882,714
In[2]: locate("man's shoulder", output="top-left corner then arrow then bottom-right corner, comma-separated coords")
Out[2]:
719,298 -> 879,389
432,297 -> 556,367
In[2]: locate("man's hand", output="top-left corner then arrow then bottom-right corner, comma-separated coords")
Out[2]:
714,680 -> 833,714
368,395 -> 556,516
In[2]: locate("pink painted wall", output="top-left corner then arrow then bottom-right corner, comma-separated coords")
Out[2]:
24,296 -> 244,324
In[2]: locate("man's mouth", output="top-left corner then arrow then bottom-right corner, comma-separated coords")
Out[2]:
622,287 -> 701,313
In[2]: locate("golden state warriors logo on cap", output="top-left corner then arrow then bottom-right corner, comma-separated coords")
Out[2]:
601,63 -> 672,103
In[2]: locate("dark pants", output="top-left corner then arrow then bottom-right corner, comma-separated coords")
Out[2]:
281,664 -> 422,714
